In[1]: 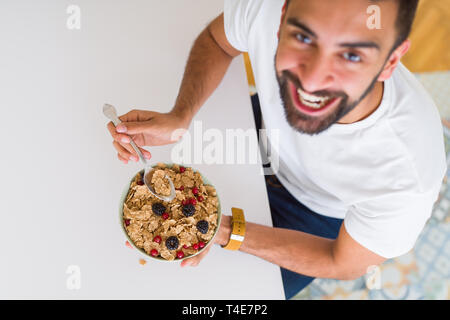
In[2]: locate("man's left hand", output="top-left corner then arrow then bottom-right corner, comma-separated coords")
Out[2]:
180,215 -> 232,267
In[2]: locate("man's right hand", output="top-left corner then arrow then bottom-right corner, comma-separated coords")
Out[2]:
107,109 -> 190,164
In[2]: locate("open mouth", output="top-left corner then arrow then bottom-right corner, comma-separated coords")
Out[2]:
289,81 -> 340,115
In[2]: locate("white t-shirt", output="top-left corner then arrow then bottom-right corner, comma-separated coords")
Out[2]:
224,0 -> 447,258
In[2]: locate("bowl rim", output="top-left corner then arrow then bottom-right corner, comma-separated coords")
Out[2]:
119,163 -> 222,262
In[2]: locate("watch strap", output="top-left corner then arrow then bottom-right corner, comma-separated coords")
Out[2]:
222,207 -> 246,251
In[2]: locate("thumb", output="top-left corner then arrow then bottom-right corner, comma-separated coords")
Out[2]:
116,121 -> 149,135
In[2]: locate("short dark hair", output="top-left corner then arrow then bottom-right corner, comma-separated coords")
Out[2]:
389,0 -> 420,48
284,0 -> 420,49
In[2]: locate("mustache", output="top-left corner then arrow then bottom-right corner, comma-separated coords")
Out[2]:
280,70 -> 347,99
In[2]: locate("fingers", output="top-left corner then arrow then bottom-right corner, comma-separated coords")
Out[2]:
115,121 -> 148,135
108,121 -> 152,162
116,110 -> 160,135
113,141 -> 139,162
118,153 -> 129,164
107,121 -> 131,144
180,245 -> 212,268
139,147 -> 152,160
119,109 -> 156,122
181,258 -> 197,267
116,110 -> 153,134
113,142 -> 152,163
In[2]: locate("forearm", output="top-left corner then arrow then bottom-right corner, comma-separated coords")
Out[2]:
217,216 -> 342,279
171,25 -> 235,124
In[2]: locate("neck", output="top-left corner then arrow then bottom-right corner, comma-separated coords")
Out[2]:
337,81 -> 384,124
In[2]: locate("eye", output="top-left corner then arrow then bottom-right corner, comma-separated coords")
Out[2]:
343,52 -> 362,63
295,33 -> 312,45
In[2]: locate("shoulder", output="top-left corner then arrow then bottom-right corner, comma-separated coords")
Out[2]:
224,0 -> 284,35
223,0 -> 270,52
383,63 -> 447,192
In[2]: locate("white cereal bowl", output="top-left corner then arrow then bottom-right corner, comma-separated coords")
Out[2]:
119,164 -> 222,262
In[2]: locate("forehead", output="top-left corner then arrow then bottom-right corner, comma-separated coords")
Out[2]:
285,0 -> 399,50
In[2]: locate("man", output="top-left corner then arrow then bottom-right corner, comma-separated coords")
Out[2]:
107,0 -> 447,299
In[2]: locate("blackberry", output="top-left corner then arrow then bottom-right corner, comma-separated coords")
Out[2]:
182,203 -> 196,217
196,220 -> 209,234
165,236 -> 179,250
152,203 -> 166,216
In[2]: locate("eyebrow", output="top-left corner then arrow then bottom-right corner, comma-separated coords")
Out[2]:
286,17 -> 381,51
286,17 -> 317,38
338,41 -> 380,50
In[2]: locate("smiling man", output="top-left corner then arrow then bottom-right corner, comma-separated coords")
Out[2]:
275,1 -> 408,134
275,0 -> 396,135
107,0 -> 447,299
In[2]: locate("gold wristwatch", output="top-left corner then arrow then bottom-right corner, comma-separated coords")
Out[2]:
222,207 -> 246,251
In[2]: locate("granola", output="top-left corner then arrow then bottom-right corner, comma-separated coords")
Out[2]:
122,163 -> 220,261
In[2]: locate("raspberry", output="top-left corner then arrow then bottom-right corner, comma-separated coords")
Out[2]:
165,236 -> 179,250
189,198 -> 197,205
181,199 -> 189,206
198,241 -> 205,249
150,249 -> 158,257
180,166 -> 186,173
177,186 -> 184,191
152,203 -> 166,216
192,243 -> 199,250
124,219 -> 130,226
182,203 -> 196,217
197,195 -> 204,202
137,179 -> 144,186
176,251 -> 185,259
192,187 -> 199,195
153,235 -> 161,243
183,244 -> 188,249
196,220 -> 209,234
162,212 -> 169,220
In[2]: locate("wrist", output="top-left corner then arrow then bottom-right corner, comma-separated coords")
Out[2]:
170,104 -> 194,128
216,215 -> 232,246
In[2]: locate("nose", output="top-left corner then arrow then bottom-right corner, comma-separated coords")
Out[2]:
296,52 -> 334,93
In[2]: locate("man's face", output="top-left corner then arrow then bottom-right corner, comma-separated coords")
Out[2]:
275,0 -> 399,134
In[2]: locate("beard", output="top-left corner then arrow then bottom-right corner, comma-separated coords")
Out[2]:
275,59 -> 381,135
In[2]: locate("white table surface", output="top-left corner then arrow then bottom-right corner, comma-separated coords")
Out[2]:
0,0 -> 284,299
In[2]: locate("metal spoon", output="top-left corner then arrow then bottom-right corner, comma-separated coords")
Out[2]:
103,103 -> 176,202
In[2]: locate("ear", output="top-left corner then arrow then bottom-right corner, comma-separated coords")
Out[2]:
277,0 -> 289,40
378,39 -> 411,81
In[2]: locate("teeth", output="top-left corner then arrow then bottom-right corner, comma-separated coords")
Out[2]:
297,88 -> 326,102
297,88 -> 330,109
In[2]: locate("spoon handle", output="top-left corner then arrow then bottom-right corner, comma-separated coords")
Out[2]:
128,139 -> 148,166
